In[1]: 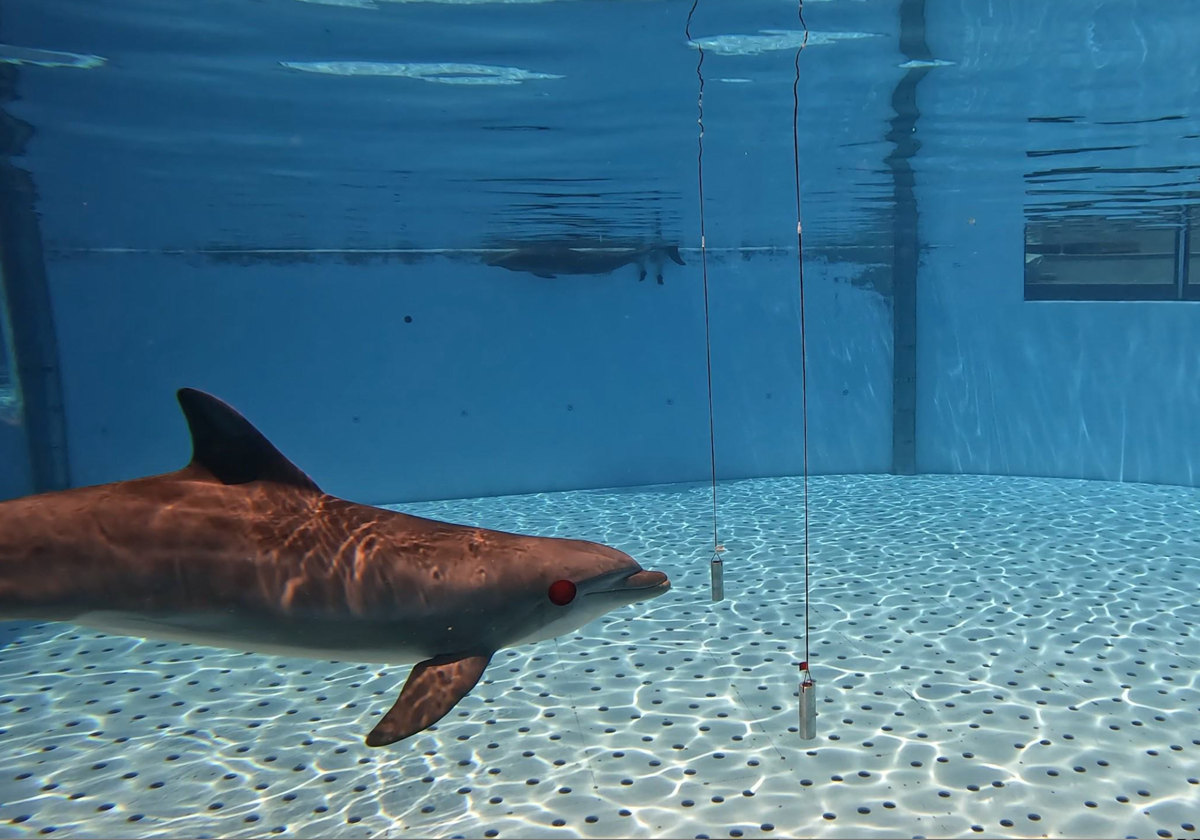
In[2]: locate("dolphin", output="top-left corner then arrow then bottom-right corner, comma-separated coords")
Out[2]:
0,388 -> 671,746
486,243 -> 686,283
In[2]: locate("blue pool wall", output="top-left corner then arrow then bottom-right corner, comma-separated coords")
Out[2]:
915,3 -> 1200,489
6,0 -> 1200,504
12,237 -> 1200,506
37,251 -> 889,504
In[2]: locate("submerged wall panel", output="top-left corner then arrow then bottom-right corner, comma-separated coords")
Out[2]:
45,250 -> 890,504
0,62 -> 69,499
915,0 -> 1200,487
0,275 -> 31,501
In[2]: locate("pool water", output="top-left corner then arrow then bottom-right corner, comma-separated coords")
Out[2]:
0,473 -> 1197,839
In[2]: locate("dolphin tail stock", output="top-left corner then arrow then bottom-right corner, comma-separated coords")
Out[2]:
366,651 -> 495,746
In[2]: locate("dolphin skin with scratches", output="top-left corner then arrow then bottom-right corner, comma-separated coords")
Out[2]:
0,388 -> 670,746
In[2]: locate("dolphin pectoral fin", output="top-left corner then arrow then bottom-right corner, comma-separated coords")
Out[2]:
533,272 -> 557,279
365,652 -> 493,747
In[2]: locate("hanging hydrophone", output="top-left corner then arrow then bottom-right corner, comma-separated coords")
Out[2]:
685,0 -> 817,740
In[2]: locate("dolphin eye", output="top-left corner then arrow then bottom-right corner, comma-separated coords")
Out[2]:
547,579 -> 576,606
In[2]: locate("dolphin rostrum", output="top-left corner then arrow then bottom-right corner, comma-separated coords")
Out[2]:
486,242 -> 686,283
0,388 -> 671,746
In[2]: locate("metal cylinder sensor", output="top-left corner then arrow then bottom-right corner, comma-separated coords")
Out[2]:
799,673 -> 817,740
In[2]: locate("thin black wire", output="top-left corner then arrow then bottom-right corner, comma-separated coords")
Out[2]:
793,0 -> 811,674
685,0 -> 720,557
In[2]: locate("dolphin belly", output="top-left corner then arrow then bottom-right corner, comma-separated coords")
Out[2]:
64,609 -> 429,665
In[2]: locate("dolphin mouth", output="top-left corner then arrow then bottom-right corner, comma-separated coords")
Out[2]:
609,569 -> 670,592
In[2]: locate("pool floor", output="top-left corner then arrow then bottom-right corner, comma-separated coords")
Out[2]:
0,474 -> 1197,839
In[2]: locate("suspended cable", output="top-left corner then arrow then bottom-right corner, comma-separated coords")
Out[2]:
684,0 -> 725,603
685,3 -> 818,742
792,0 -> 817,740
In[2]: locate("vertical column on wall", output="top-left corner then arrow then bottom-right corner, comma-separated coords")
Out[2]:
1176,205 -> 1190,298
0,64 -> 71,493
884,0 -> 932,476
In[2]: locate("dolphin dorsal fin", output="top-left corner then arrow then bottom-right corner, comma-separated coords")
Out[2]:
176,387 -> 321,492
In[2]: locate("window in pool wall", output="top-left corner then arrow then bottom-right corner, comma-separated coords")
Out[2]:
1024,214 -> 1182,301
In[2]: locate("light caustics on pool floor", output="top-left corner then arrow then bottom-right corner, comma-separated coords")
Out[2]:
0,474 -> 1197,839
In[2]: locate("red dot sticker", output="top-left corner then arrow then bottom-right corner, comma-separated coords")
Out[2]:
548,579 -> 576,606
